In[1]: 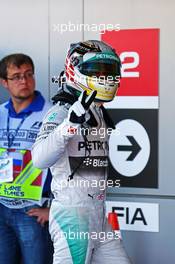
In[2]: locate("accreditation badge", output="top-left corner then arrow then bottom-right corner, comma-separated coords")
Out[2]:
0,156 -> 13,183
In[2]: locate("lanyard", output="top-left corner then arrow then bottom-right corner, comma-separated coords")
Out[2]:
7,111 -> 31,149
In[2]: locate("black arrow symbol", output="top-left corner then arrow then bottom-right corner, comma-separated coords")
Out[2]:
117,136 -> 141,161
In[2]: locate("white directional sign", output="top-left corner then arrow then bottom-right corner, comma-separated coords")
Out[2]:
109,119 -> 150,177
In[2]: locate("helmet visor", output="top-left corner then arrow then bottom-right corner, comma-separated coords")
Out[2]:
78,59 -> 120,79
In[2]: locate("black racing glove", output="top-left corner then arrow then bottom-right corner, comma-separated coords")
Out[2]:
68,90 -> 97,124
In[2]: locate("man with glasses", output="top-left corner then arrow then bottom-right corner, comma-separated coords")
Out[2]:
0,53 -> 53,264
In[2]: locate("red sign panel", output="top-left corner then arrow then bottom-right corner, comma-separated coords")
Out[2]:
102,29 -> 159,96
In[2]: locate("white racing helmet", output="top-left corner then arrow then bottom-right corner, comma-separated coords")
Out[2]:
65,40 -> 121,102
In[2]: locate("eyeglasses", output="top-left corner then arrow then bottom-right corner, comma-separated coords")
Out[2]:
7,71 -> 34,82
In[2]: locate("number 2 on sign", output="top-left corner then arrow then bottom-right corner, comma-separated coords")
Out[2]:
120,52 -> 140,78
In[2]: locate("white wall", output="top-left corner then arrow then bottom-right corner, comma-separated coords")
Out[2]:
0,0 -> 49,101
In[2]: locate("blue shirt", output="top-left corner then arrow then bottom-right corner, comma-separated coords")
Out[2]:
5,90 -> 45,118
4,90 -> 51,195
